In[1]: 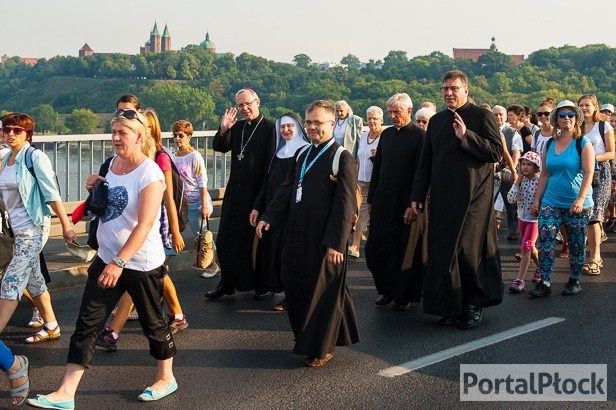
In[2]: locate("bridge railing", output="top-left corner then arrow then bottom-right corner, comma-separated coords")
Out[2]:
33,131 -> 228,202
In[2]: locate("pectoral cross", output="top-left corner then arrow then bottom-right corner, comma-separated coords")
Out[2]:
237,153 -> 244,161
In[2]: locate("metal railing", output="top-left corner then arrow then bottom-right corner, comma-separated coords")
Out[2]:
32,130 -> 229,202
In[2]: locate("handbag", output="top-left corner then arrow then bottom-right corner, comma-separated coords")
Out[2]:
0,196 -> 15,275
193,218 -> 214,269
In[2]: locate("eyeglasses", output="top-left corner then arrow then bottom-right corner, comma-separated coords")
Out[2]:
304,120 -> 333,127
416,119 -> 428,124
173,132 -> 189,139
441,85 -> 466,93
236,99 -> 257,109
114,109 -> 146,127
558,111 -> 576,119
536,112 -> 551,117
2,126 -> 27,136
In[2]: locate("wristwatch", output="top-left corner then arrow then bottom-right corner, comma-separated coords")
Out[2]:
112,256 -> 126,268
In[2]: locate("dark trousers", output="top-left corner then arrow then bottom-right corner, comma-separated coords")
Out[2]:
67,257 -> 176,368
499,179 -> 518,235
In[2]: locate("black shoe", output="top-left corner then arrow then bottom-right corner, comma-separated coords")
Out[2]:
205,284 -> 235,299
457,305 -> 484,330
272,298 -> 287,311
438,316 -> 460,326
562,279 -> 581,296
375,295 -> 393,306
528,282 -> 551,298
393,301 -> 412,311
254,291 -> 274,300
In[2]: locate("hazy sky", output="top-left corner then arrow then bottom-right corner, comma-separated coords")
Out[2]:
3,0 -> 613,64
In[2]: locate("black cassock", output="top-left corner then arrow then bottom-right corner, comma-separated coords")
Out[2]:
253,156 -> 293,293
213,114 -> 275,291
365,123 -> 427,303
411,102 -> 504,317
262,139 -> 360,359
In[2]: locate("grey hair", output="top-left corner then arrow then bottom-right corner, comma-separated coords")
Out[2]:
235,88 -> 259,100
334,100 -> 353,116
415,107 -> 435,120
366,106 -> 383,119
492,105 -> 506,114
387,93 -> 413,109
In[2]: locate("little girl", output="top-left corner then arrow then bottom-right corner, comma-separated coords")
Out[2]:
507,151 -> 542,292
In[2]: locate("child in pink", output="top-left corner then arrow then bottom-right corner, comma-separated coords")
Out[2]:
507,151 -> 541,292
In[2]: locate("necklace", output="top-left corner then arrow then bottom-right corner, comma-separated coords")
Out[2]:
238,116 -> 264,161
176,146 -> 194,156
367,131 -> 381,145
337,118 -> 347,127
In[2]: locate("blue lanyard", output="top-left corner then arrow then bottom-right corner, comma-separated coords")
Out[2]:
299,139 -> 335,185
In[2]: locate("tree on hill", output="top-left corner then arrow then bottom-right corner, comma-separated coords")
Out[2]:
64,108 -> 99,134
341,54 -> 361,69
31,104 -> 58,134
293,54 -> 312,68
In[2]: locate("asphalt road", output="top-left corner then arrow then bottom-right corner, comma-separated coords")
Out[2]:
2,227 -> 615,409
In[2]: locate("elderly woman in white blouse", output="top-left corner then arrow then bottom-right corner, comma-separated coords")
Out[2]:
348,106 -> 383,258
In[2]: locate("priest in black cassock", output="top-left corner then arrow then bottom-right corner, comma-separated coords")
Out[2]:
410,71 -> 504,329
365,93 -> 427,311
250,113 -> 310,310
257,100 -> 360,367
207,88 -> 276,299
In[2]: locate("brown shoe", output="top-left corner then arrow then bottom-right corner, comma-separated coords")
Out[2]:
306,353 -> 333,367
25,325 -> 61,344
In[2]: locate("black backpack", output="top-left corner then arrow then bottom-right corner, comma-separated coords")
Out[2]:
156,150 -> 188,233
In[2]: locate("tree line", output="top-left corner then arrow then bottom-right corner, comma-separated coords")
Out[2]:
0,43 -> 615,134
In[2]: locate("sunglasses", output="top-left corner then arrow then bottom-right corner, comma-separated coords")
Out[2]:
2,126 -> 27,136
558,112 -> 576,119
114,109 -> 145,127
536,112 -> 551,117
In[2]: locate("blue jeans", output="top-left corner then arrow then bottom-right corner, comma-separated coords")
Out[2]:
537,205 -> 591,282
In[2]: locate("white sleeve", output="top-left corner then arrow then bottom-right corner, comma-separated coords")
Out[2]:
511,132 -> 523,152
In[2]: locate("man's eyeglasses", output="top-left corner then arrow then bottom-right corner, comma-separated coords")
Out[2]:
441,85 -> 465,93
114,109 -> 145,127
304,120 -> 333,127
416,119 -> 429,124
558,111 -> 576,119
2,126 -> 27,136
536,112 -> 551,117
236,99 -> 257,109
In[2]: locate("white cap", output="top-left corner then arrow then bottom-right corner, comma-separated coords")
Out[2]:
600,103 -> 614,113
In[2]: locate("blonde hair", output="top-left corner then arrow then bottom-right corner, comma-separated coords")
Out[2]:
111,112 -> 155,159
144,108 -> 163,152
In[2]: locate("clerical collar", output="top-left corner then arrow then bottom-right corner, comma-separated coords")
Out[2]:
448,101 -> 470,113
395,121 -> 412,130
247,113 -> 263,125
313,137 -> 334,148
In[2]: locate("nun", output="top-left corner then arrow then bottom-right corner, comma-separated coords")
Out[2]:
250,113 -> 309,310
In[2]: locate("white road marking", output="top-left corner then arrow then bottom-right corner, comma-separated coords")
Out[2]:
379,317 -> 565,378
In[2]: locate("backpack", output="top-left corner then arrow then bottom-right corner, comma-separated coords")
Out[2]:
25,146 -> 61,195
155,150 -> 188,233
545,137 -> 583,157
296,145 -> 362,230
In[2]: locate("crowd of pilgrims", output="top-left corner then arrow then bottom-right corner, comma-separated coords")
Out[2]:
0,69 -> 615,407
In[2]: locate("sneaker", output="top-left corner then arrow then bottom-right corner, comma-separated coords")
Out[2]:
96,327 -> 118,351
532,269 -> 542,283
201,262 -> 221,278
559,243 -> 569,258
509,279 -> 525,293
347,247 -> 360,258
562,278 -> 581,296
168,316 -> 188,334
528,282 -> 551,298
601,231 -> 608,244
556,231 -> 564,244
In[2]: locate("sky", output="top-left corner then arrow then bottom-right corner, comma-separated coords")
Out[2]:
2,0 -> 613,64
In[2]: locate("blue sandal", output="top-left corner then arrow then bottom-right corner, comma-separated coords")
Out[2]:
137,378 -> 178,402
7,355 -> 29,406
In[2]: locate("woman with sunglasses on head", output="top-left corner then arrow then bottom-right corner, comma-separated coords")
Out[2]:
97,109 -> 189,352
0,113 -> 76,345
529,101 -> 594,298
577,94 -> 615,275
28,110 -> 177,409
